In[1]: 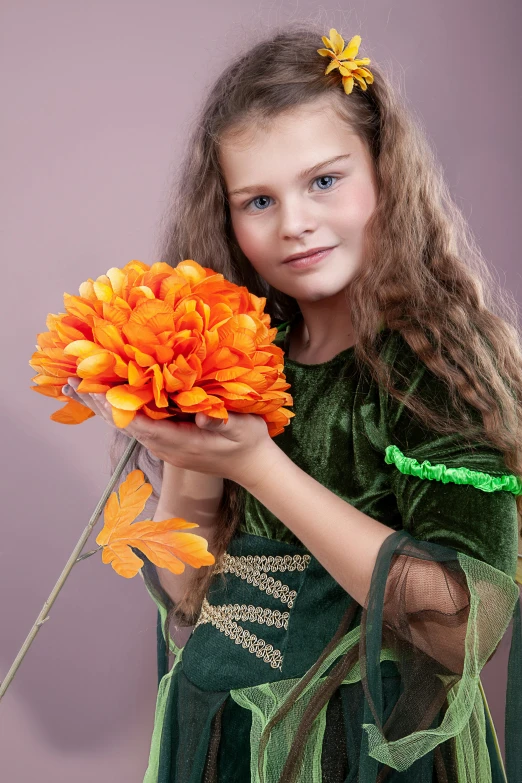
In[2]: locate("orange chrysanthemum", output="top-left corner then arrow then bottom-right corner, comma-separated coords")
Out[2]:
29,259 -> 295,437
317,29 -> 374,95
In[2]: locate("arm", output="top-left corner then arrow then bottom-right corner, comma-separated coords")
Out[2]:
140,461 -> 223,653
153,461 -> 223,605
242,439 -> 394,608
241,438 -> 519,674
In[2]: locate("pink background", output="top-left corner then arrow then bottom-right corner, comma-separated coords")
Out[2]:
1,1 -> 521,780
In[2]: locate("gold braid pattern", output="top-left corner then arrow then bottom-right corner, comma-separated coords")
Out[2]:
213,553 -> 312,608
193,552 -> 312,670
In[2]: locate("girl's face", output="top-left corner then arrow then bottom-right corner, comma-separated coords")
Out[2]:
220,97 -> 378,305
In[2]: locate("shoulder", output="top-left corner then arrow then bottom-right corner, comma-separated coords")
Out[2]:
376,328 -> 473,425
376,330 -> 512,475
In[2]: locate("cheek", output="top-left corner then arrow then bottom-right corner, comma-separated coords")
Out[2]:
332,183 -> 377,235
231,215 -> 269,258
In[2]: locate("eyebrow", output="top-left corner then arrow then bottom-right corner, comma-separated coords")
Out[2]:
227,153 -> 352,198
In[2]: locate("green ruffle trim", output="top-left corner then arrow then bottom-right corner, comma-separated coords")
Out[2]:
385,444 -> 522,495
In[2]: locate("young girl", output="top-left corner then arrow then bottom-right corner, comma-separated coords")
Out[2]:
63,23 -> 522,783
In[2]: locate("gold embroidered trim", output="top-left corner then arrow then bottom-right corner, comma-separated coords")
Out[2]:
193,597 -> 285,670
213,553 -> 312,609
216,553 -> 312,574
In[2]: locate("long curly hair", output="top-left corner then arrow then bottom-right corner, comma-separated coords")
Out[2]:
108,22 -> 522,662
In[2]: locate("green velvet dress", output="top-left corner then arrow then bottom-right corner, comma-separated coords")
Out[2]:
139,312 -> 522,783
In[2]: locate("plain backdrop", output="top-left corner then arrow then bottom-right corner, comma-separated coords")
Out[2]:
1,1 -> 521,780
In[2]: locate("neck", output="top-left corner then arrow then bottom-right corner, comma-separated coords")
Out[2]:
289,302 -> 356,361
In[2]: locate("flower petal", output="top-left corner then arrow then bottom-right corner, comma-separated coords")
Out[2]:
342,75 -> 355,94
353,74 -> 368,90
174,387 -> 209,407
93,281 -> 114,303
64,339 -> 105,359
50,400 -> 96,425
105,267 -> 126,296
344,34 -> 362,59
325,59 -> 340,76
329,28 -> 345,54
77,351 -> 116,377
356,67 -> 374,80
317,48 -> 335,58
110,407 -> 137,428
339,62 -> 358,76
106,384 -> 155,410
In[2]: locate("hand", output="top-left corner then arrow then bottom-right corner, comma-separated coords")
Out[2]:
62,377 -> 275,487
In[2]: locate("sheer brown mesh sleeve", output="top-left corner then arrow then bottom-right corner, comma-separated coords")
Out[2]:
357,498 -> 520,776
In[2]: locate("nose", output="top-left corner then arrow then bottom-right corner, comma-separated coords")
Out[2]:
278,195 -> 319,240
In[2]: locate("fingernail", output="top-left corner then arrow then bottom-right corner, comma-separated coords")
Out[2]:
62,385 -> 70,394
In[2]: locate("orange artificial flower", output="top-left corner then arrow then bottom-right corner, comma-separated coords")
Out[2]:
29,259 -> 295,437
96,469 -> 215,577
317,29 -> 374,95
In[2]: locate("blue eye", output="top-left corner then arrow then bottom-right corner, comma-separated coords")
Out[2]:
250,195 -> 271,211
245,174 -> 338,211
315,175 -> 336,190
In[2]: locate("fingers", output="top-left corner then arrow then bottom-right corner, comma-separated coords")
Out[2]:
61,379 -> 93,409
60,379 -> 193,461
62,377 -> 116,427
195,412 -> 226,430
62,378 -> 156,444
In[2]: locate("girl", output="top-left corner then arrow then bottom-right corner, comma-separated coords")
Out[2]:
63,23 -> 522,783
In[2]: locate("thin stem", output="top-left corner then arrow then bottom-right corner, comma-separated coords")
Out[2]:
75,545 -> 104,562
0,436 -> 139,701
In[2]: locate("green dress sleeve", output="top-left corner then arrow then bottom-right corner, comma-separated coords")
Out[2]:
358,331 -> 522,780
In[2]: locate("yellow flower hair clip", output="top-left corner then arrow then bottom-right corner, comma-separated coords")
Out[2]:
317,29 -> 374,95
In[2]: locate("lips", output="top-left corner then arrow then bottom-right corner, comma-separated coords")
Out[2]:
283,246 -> 335,263
283,246 -> 336,269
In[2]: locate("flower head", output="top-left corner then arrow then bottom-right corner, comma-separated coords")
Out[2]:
29,259 -> 295,437
317,29 -> 374,95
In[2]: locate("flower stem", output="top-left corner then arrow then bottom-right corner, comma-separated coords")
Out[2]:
75,545 -> 104,562
0,436 -> 139,701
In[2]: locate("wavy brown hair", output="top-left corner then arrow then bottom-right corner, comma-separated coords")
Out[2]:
108,20 -> 522,704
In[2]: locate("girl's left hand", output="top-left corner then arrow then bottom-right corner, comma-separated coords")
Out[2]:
65,377 -> 274,488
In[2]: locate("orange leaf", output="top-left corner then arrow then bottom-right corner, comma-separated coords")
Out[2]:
95,469 -> 215,578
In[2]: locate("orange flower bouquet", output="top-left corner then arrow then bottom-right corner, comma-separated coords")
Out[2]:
0,259 -> 294,699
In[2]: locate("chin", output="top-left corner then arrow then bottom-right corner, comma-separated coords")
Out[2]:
294,276 -> 355,299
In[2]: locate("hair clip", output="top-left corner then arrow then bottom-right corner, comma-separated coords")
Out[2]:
317,29 -> 374,95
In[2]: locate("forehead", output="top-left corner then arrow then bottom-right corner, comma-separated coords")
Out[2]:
219,99 -> 363,186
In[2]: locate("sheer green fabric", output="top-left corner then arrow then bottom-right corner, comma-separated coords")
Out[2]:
358,533 -> 519,775
229,637 -> 399,782
138,315 -> 521,782
220,533 -> 519,782
141,538 -> 521,782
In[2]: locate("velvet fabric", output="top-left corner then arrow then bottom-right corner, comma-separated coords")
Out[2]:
242,315 -> 518,578
141,313 -> 520,782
